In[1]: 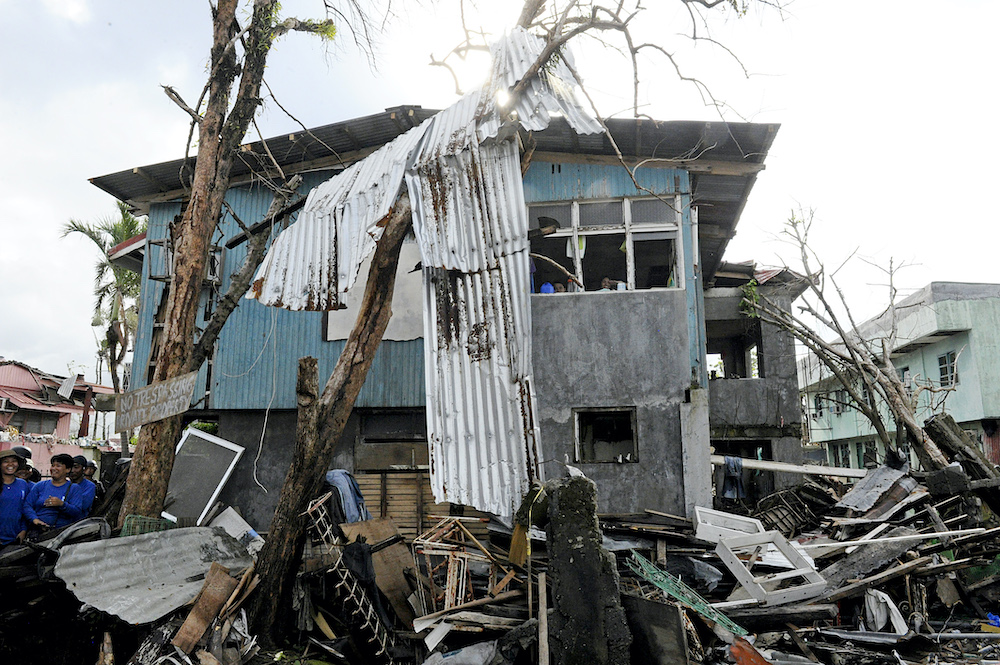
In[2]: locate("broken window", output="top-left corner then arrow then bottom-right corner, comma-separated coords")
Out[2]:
862,440 -> 879,468
575,408 -> 637,463
938,351 -> 958,387
527,197 -> 681,292
706,318 -> 764,379
896,366 -> 913,400
8,410 -> 59,436
832,389 -> 847,415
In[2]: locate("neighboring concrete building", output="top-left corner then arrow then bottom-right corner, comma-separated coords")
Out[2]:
94,106 -> 798,530
801,282 -> 1000,470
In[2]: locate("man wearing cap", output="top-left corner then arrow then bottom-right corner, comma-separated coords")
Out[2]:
24,453 -> 84,531
83,460 -> 105,504
0,450 -> 29,546
69,455 -> 97,516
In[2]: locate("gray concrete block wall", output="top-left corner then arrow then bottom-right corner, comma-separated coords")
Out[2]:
531,290 -> 695,514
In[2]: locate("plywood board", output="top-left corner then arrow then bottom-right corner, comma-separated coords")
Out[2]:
340,518 -> 417,627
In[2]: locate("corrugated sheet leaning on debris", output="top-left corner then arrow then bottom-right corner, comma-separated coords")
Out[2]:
247,27 -> 601,515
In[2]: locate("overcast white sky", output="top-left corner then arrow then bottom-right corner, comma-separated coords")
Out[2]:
1,1 -> 997,384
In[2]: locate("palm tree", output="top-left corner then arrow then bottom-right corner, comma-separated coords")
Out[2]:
62,201 -> 147,393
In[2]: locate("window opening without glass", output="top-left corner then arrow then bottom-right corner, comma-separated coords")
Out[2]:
528,197 -> 683,293
938,351 -> 958,387
575,408 -> 638,463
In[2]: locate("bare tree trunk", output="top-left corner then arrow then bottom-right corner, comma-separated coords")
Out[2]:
249,195 -> 411,643
925,413 -> 998,480
117,0 -> 294,525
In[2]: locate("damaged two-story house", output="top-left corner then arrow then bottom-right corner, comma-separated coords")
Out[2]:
95,68 -> 800,531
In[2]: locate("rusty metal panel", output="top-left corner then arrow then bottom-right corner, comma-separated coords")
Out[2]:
406,138 -> 540,514
421,250 -> 540,513
408,137 -> 529,272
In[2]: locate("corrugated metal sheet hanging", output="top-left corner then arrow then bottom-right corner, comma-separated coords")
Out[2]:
248,124 -> 429,311
247,26 -> 599,516
479,27 -> 603,138
412,141 -> 539,514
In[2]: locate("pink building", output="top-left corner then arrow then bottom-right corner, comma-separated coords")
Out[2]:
0,359 -> 113,440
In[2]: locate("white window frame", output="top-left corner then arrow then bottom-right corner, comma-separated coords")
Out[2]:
938,351 -> 958,387
528,196 -> 684,292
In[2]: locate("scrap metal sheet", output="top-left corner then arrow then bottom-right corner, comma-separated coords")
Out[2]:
836,465 -> 908,512
54,527 -> 252,625
408,139 -> 538,514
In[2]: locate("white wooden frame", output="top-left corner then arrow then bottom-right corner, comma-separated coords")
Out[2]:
715,531 -> 825,606
694,506 -> 765,543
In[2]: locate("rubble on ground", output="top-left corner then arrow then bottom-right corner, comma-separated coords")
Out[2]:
7,453 -> 1000,665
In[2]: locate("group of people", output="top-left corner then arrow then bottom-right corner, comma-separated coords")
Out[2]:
0,448 -> 102,549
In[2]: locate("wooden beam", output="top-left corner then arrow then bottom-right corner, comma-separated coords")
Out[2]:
529,151 -> 766,176
821,556 -> 932,603
709,455 -> 868,479
538,572 -> 549,665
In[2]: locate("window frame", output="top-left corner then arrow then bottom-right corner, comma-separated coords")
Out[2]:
528,196 -> 685,292
938,351 -> 959,387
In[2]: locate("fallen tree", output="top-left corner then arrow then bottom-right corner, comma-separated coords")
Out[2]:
743,210 -> 996,487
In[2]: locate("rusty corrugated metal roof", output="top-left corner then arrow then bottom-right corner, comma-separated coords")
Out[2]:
249,123 -> 429,310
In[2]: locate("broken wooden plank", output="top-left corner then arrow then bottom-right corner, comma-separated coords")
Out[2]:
804,527 -> 985,555
820,556 -> 933,603
170,563 -> 240,654
490,567 -> 517,596
921,525 -> 1000,555
723,603 -> 838,632
538,572 -> 549,665
911,556 -> 985,576
127,618 -> 182,665
447,611 -> 522,629
413,590 -> 524,633
785,624 -> 820,663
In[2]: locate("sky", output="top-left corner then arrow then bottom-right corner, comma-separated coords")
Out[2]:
1,0 -> 997,385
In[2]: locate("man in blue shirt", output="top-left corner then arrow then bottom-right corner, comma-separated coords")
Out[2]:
0,450 -> 29,546
24,454 -> 84,531
69,455 -> 97,516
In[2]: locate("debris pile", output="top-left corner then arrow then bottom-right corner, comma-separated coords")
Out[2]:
7,447 -> 1000,665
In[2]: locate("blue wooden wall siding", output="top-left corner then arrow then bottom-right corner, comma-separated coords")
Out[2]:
130,170 -> 426,410
132,161 -> 707,409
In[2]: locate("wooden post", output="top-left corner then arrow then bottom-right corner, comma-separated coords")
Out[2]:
538,572 -> 549,665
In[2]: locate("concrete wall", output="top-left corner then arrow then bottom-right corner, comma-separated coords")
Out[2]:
531,289 -> 700,514
704,287 -> 803,488
215,409 -> 358,531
